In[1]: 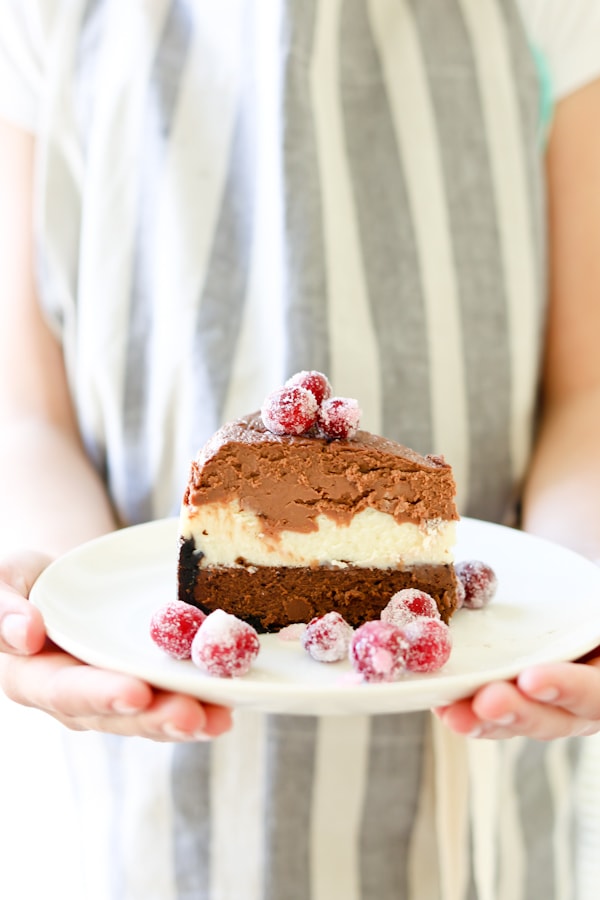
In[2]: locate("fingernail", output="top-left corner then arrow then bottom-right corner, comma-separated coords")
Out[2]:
112,701 -> 145,715
529,687 -> 559,703
1,614 -> 28,652
162,723 -> 212,742
13,575 -> 28,596
468,726 -> 484,738
489,712 -> 516,726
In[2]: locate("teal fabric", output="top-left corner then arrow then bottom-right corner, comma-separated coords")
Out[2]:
531,44 -> 554,144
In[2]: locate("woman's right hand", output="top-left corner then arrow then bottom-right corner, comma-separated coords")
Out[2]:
0,551 -> 233,741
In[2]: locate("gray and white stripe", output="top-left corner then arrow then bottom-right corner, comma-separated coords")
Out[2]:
32,0 -> 587,898
123,0 -> 194,522
341,0 -> 434,456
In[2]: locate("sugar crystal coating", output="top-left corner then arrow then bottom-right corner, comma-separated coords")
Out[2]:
454,560 -> 498,609
381,588 -> 441,627
302,611 -> 354,662
285,370 -> 332,407
317,397 -> 362,440
349,620 -> 407,683
399,616 -> 452,673
455,577 -> 466,610
261,385 -> 319,435
149,601 -> 207,659
191,609 -> 260,677
278,623 -> 308,642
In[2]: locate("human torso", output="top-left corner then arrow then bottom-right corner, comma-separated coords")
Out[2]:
31,3 -> 568,898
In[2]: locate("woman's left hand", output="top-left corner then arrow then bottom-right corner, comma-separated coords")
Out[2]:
434,653 -> 600,740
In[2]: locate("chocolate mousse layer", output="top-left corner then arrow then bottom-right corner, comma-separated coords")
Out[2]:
178,536 -> 458,632
183,413 -> 458,537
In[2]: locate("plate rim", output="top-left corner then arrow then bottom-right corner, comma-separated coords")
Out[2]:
30,516 -> 600,715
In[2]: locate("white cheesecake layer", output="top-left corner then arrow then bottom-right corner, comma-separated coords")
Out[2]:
181,501 -> 455,568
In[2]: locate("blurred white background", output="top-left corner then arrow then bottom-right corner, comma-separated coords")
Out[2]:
0,692 -> 82,899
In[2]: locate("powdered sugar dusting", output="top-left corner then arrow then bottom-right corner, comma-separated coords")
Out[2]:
454,560 -> 498,609
317,397 -> 362,439
261,385 -> 318,435
285,371 -> 332,406
302,611 -> 354,662
191,609 -> 260,677
149,601 -> 206,659
399,616 -> 452,673
278,623 -> 307,642
349,620 -> 407,683
381,589 -> 441,628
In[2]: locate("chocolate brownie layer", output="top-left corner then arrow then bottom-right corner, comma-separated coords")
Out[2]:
178,537 -> 458,632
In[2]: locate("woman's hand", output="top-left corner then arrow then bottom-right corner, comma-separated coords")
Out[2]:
0,551 -> 233,741
435,653 -> 600,740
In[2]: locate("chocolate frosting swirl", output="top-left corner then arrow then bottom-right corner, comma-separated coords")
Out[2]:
184,413 -> 458,534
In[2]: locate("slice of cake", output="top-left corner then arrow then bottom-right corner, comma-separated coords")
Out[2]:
177,373 -> 459,633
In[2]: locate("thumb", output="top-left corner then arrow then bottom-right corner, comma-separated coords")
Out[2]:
0,550 -> 53,654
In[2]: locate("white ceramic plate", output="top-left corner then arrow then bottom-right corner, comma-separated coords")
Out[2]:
30,517 -> 600,716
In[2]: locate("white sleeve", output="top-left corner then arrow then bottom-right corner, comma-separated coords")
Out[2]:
518,0 -> 600,100
0,1 -> 48,132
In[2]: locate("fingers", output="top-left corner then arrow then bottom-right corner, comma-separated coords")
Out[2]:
517,660 -> 600,722
0,551 -> 52,654
472,680 -> 595,739
0,608 -> 46,654
0,649 -> 154,715
57,692 -> 234,742
0,551 -> 233,742
0,649 -> 233,741
435,659 -> 600,741
0,550 -> 53,595
0,551 -> 234,742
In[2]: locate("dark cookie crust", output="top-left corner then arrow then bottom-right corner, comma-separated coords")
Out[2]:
178,537 -> 458,633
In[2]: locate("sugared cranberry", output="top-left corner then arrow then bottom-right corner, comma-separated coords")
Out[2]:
399,616 -> 452,673
454,560 -> 498,609
349,620 -> 407,683
317,397 -> 362,440
381,589 -> 441,627
261,385 -> 318,435
302,611 -> 354,663
149,601 -> 207,659
455,577 -> 466,610
285,370 -> 332,407
191,609 -> 260,677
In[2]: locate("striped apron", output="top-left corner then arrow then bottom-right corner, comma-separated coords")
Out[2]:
31,1 -> 595,897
